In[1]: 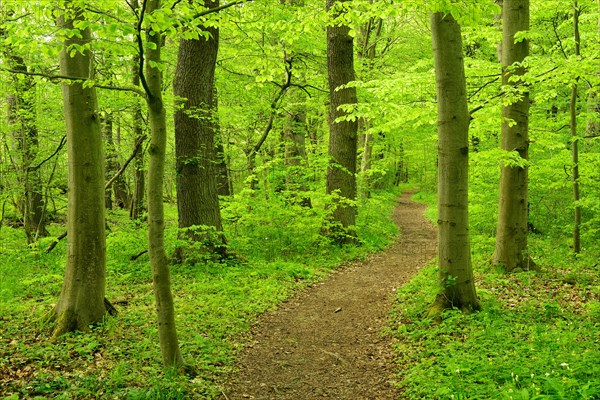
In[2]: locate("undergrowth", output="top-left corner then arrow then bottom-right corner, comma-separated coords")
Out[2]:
0,187 -> 405,398
390,190 -> 600,399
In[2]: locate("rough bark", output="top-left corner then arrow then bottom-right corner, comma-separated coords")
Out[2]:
429,12 -> 480,314
52,4 -> 107,337
143,0 -> 185,369
172,0 -> 226,262
325,0 -> 358,243
493,0 -> 535,272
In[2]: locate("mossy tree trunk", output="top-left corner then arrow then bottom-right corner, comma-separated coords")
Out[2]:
430,11 -> 480,314
493,0 -> 535,272
173,0 -> 227,262
143,0 -> 185,369
52,3 -> 107,338
325,0 -> 358,243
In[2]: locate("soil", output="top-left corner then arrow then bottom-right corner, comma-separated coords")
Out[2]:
222,190 -> 437,400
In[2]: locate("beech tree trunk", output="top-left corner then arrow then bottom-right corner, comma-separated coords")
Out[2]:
493,0 -> 535,272
173,0 -> 227,261
52,3 -> 107,337
144,0 -> 185,369
430,11 -> 480,314
325,0 -> 358,243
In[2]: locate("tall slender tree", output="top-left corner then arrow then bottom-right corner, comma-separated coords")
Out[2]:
325,0 -> 358,243
141,0 -> 185,369
52,2 -> 107,337
493,0 -> 535,271
570,1 -> 581,253
173,0 -> 226,262
429,11 -> 480,314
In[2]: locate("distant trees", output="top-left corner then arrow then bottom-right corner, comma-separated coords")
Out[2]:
429,11 -> 480,313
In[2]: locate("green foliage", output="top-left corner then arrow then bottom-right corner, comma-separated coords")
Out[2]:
0,187 -> 399,397
390,259 -> 600,399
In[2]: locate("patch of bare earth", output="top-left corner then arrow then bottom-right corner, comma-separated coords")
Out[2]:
223,190 -> 436,400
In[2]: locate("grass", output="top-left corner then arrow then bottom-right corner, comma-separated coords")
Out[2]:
390,190 -> 600,399
0,187 -> 405,398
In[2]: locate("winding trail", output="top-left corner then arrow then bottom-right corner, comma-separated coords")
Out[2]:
223,190 -> 437,399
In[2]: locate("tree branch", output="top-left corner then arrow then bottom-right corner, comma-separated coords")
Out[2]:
136,0 -> 153,98
104,135 -> 147,190
28,136 -> 67,172
247,58 -> 293,159
1,68 -> 147,97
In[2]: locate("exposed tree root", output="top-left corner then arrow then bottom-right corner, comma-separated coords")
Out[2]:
426,292 -> 482,319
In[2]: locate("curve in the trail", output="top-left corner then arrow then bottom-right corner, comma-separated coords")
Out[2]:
223,190 -> 437,400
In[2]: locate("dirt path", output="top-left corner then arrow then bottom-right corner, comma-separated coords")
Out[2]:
223,191 -> 437,400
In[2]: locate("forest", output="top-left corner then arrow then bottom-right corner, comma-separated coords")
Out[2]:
0,0 -> 598,398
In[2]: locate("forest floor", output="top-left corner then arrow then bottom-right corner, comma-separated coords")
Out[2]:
223,190 -> 437,400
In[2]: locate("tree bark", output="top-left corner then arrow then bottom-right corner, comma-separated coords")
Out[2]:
283,102 -> 311,207
143,0 -> 185,369
213,88 -> 232,196
429,12 -> 480,314
103,114 -> 130,209
493,0 -> 535,272
325,0 -> 358,243
570,2 -> 581,253
52,3 -> 107,337
129,43 -> 146,220
4,51 -> 47,242
173,0 -> 227,262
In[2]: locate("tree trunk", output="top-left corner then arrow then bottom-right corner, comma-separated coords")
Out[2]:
103,114 -> 129,209
173,0 -> 227,262
52,3 -> 107,338
429,11 -> 480,314
213,88 -> 232,196
570,2 -> 581,253
283,104 -> 311,207
4,53 -> 47,243
493,0 -> 535,272
143,0 -> 185,369
325,0 -> 358,243
129,45 -> 146,220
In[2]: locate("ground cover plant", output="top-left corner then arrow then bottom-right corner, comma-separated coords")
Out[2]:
389,192 -> 600,399
0,189 -> 400,398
